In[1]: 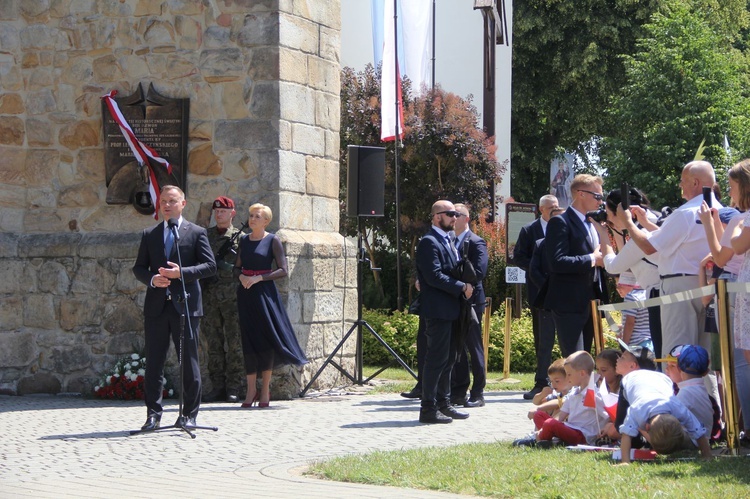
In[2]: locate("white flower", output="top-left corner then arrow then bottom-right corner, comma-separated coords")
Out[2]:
137,368 -> 145,376
131,353 -> 140,360
95,386 -> 100,392
113,373 -> 120,378
130,361 -> 140,368
130,374 -> 138,381
124,370 -> 132,378
168,389 -> 174,397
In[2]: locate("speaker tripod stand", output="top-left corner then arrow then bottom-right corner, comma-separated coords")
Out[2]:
300,219 -> 416,396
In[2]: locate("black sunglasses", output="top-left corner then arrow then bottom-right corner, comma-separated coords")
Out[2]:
578,189 -> 604,201
436,210 -> 460,218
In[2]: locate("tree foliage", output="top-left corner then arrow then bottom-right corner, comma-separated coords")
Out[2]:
511,0 -> 665,203
510,0 -> 749,205
599,3 -> 750,208
340,64 -> 500,308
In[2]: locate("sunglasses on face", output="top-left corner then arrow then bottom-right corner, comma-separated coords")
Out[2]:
436,210 -> 460,218
578,189 -> 604,201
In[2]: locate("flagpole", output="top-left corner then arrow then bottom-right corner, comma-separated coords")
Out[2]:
393,0 -> 404,311
431,0 -> 436,90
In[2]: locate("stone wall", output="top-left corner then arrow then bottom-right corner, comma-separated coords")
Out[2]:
0,0 -> 356,397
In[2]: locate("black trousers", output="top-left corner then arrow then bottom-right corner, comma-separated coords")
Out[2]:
421,318 -> 455,411
144,304 -> 202,419
412,316 -> 427,391
648,288 -> 663,359
451,304 -> 486,398
533,308 -> 557,387
552,308 -> 594,358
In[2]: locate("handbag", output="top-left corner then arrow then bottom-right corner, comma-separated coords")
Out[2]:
451,238 -> 478,284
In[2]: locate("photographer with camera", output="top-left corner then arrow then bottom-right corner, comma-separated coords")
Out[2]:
592,187 -> 662,357
201,196 -> 246,403
621,161 -> 722,361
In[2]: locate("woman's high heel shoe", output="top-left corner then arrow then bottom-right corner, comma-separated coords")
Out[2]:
258,392 -> 270,408
241,392 -> 260,408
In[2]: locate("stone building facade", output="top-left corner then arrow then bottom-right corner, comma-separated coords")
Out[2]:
0,0 -> 356,397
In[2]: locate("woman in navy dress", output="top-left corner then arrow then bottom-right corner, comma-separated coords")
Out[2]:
235,203 -> 307,407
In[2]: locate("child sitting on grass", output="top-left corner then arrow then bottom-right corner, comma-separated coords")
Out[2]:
514,351 -> 609,448
529,359 -> 571,417
596,349 -> 622,395
660,344 -> 722,442
618,368 -> 712,464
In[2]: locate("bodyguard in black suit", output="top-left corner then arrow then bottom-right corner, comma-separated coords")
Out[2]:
512,195 -> 559,398
450,203 -> 489,407
132,185 -> 216,430
415,200 -> 473,424
543,175 -> 607,357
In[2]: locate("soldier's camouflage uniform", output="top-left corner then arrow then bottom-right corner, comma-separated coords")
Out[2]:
201,224 -> 244,394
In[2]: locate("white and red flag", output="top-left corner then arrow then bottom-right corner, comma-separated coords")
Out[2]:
377,0 -> 431,142
598,379 -> 619,421
101,90 -> 172,219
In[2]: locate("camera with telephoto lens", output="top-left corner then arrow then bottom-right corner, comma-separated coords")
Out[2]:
585,209 -> 608,223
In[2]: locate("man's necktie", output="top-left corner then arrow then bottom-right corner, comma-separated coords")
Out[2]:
165,228 -> 174,258
445,236 -> 458,260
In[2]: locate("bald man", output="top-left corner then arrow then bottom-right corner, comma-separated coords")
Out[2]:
623,161 -> 722,357
415,200 -> 474,424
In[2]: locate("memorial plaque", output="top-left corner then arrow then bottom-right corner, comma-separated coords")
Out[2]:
102,83 -> 189,215
505,202 -> 537,262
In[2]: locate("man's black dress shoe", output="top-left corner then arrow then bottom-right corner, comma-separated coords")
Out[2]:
174,415 -> 197,428
226,391 -> 239,403
465,396 -> 485,408
202,387 -> 227,403
419,410 -> 452,424
141,416 -> 160,431
440,405 -> 469,420
450,396 -> 468,407
400,387 -> 422,399
523,385 -> 545,400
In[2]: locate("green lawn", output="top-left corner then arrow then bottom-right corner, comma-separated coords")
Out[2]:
310,367 -> 750,497
361,366 -> 536,395
309,443 -> 750,498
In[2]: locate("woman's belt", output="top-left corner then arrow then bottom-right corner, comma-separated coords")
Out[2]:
241,269 -> 272,276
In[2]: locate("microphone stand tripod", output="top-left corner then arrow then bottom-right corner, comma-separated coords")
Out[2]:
130,221 -> 218,439
299,218 -> 416,396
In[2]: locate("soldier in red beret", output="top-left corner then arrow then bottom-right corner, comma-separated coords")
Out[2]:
201,196 -> 245,403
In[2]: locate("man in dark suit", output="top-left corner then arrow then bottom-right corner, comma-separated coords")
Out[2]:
450,203 -> 489,407
513,195 -> 558,399
544,175 -> 607,357
132,185 -> 216,431
415,200 -> 473,424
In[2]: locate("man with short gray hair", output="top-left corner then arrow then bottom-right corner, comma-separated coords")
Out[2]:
513,194 -> 559,399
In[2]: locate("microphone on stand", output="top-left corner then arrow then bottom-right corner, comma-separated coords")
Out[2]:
167,218 -> 180,240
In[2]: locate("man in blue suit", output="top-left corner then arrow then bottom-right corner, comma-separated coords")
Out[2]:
544,175 -> 607,357
415,200 -> 474,424
132,185 -> 216,431
450,203 -> 489,408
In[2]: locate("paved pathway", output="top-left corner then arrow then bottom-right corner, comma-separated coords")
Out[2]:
0,387 -> 531,498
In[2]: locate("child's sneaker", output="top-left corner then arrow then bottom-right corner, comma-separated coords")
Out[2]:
512,436 -> 537,447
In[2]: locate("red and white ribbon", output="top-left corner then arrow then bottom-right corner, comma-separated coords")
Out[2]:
101,90 -> 173,219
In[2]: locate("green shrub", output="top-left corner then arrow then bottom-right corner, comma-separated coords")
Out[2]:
361,308 -> 420,366
362,305 -> 620,371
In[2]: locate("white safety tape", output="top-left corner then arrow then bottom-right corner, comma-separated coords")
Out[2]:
598,285 -> 715,312
595,282 -> 750,312
726,281 -> 750,293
